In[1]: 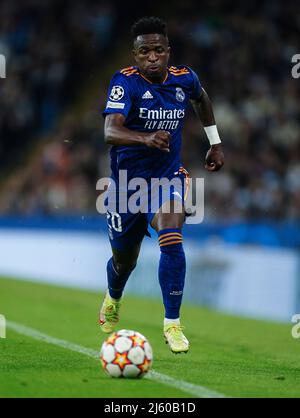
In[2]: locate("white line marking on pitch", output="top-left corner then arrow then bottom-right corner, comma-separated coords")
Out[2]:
7,321 -> 227,398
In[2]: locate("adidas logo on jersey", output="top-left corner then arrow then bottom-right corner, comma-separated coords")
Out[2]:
142,90 -> 153,99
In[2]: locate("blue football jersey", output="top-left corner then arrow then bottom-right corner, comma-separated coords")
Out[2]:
103,65 -> 202,180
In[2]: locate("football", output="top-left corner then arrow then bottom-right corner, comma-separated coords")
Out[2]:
100,329 -> 153,378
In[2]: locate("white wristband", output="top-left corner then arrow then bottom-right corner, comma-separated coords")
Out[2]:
204,125 -> 221,146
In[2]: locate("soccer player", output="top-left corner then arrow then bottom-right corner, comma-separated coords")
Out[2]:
99,17 -> 224,353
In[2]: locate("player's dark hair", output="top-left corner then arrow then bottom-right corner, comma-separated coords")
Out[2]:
131,17 -> 167,39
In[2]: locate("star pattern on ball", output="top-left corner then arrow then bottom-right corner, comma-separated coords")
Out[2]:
112,353 -> 131,370
106,334 -> 117,345
130,335 -> 145,348
100,329 -> 153,378
138,357 -> 151,373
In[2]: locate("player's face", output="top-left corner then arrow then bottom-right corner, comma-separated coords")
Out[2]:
133,34 -> 170,81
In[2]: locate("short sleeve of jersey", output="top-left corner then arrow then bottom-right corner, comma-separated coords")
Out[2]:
103,72 -> 132,118
187,67 -> 202,100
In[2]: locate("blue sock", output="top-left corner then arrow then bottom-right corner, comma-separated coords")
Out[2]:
158,228 -> 186,319
107,257 -> 135,299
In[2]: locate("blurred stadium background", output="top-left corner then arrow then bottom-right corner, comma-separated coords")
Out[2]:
0,0 -> 299,322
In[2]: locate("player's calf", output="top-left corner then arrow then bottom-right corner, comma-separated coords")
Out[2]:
158,228 -> 186,319
157,228 -> 188,352
107,256 -> 136,300
99,257 -> 136,333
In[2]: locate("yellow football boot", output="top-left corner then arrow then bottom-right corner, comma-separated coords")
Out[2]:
164,323 -> 189,354
99,291 -> 121,334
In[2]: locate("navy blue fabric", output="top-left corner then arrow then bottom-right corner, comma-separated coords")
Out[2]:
158,228 -> 186,319
103,65 -> 202,181
106,171 -> 187,250
103,65 -> 200,250
107,257 -> 135,299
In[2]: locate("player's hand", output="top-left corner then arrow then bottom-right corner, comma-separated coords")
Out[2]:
144,130 -> 171,152
205,144 -> 224,172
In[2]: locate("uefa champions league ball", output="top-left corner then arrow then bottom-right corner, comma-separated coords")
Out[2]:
100,330 -> 153,378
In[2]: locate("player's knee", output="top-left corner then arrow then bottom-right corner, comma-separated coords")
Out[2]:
152,209 -> 185,232
114,261 -> 137,276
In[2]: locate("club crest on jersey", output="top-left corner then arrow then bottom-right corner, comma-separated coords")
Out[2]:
176,87 -> 185,102
110,85 -> 124,101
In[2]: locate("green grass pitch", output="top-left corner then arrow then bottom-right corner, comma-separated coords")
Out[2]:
0,277 -> 300,398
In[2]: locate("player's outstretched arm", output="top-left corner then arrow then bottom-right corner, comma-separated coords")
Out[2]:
104,113 -> 170,152
191,88 -> 224,172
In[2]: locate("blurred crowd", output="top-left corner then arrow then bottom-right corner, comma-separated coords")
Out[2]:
0,0 -> 299,221
0,0 -> 115,170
